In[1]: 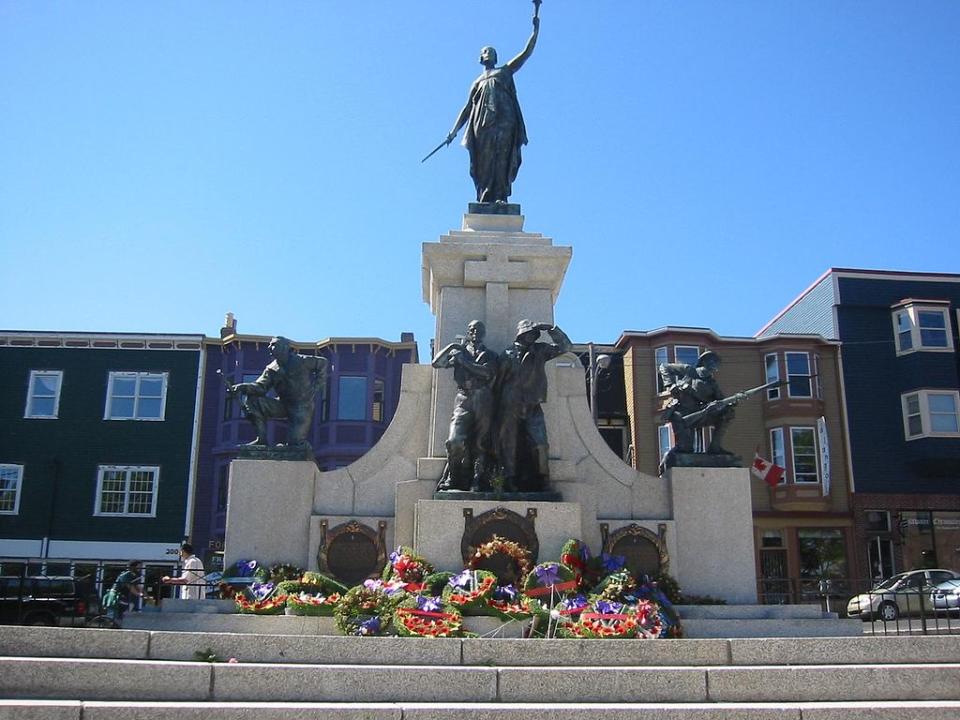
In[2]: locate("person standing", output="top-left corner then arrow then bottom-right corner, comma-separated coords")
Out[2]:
162,543 -> 205,600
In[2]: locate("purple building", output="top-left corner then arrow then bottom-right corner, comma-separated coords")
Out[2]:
191,315 -> 418,565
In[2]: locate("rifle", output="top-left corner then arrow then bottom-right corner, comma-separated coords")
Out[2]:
681,379 -> 787,426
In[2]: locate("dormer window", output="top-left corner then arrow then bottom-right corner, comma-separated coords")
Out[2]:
891,301 -> 953,355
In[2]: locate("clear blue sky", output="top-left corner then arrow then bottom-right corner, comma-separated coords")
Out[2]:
2,1 -> 958,355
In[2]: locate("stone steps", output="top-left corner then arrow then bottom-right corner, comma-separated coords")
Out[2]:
4,700 -> 960,720
1,627 -> 958,719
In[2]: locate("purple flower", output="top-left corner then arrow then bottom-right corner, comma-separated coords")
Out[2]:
357,617 -> 381,636
493,584 -> 518,601
450,570 -> 473,589
579,544 -> 592,563
235,560 -> 257,578
251,582 -> 273,601
363,578 -> 384,591
417,595 -> 442,612
600,553 -> 626,573
596,599 -> 625,615
560,594 -> 588,611
534,564 -> 561,587
389,546 -> 403,564
383,580 -> 406,596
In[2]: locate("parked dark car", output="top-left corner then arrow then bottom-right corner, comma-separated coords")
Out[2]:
0,575 -> 96,626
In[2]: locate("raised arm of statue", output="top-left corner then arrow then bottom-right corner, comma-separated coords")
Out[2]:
506,14 -> 540,73
432,342 -> 464,369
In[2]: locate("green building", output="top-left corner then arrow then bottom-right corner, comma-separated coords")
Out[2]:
0,331 -> 204,580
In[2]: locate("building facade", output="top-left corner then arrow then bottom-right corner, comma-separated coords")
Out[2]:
191,316 -> 418,565
759,269 -> 960,582
616,327 -> 853,602
0,331 -> 204,584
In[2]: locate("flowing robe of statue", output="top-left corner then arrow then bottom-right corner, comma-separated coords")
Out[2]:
463,67 -> 528,203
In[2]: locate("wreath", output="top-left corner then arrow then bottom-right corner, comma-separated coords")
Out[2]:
523,562 -> 578,608
334,583 -> 404,636
382,546 -> 433,590
235,593 -> 287,615
267,563 -> 304,584
485,584 -> 533,621
566,599 -> 640,639
276,571 -> 348,599
591,569 -> 637,601
421,571 -> 455,597
559,538 -> 599,592
441,569 -> 498,611
393,595 -> 463,637
467,536 -> 533,587
286,590 -> 342,617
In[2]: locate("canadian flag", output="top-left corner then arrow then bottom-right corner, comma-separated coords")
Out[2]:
751,452 -> 785,488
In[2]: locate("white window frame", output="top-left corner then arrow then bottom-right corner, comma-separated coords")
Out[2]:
892,304 -> 954,356
769,428 -> 786,485
657,424 -> 673,461
901,390 -> 960,440
94,465 -> 159,517
765,353 -> 781,400
785,352 -> 812,399
654,346 -> 669,393
24,370 -> 63,419
104,372 -> 168,421
0,464 -> 24,515
674,345 -> 700,367
790,426 -> 819,484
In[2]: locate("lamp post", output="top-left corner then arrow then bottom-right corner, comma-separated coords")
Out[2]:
587,342 -> 612,424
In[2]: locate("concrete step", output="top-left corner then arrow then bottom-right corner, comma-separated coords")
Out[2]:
4,700 -> 960,720
3,627 -> 960,667
2,656 -> 959,704
122,607 -> 858,637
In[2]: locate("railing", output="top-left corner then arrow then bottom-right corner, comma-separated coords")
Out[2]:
757,575 -> 960,635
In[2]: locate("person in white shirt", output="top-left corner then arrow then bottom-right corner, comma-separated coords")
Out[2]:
161,543 -> 205,600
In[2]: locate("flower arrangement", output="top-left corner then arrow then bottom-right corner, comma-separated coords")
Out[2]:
467,536 -> 533,587
333,582 -> 405,636
235,592 -> 288,615
591,570 -> 637,603
565,599 -> 640,639
421,571 -> 455,597
286,590 -> 342,617
382,546 -> 433,590
441,569 -> 498,611
485,584 -> 533,620
559,538 -> 599,592
276,571 -> 348,599
393,594 -> 463,637
267,563 -> 303,584
523,562 -> 578,607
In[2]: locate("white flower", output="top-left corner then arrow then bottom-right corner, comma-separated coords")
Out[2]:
550,609 -> 561,620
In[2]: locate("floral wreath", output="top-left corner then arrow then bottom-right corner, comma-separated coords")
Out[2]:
523,562 -> 579,610
485,583 -> 533,621
382,546 -> 433,590
286,590 -> 342,617
334,580 -> 406,636
441,569 -> 498,611
393,594 -> 463,637
235,592 -> 287,615
467,535 -> 533,587
592,569 -> 637,602
559,538 -> 598,592
562,599 -> 642,639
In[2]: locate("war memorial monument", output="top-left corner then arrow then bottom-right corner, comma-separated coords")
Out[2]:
222,1 -> 758,605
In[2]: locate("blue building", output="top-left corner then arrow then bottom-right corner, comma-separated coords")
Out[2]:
759,269 -> 960,581
191,314 -> 418,566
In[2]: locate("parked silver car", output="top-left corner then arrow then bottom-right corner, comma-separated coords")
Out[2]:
930,578 -> 960,615
846,569 -> 960,622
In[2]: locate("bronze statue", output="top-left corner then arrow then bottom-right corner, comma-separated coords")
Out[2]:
425,2 -> 540,204
433,321 -> 498,492
495,320 -> 571,492
228,336 -> 328,449
658,351 -> 782,471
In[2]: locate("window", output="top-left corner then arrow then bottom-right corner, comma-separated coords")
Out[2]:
864,510 -> 891,533
105,372 -> 168,420
674,345 -> 700,367
769,428 -> 786,484
0,465 -> 24,514
657,425 -> 673,462
338,376 -> 367,420
902,390 -> 960,439
654,347 -> 668,392
790,427 -> 819,483
95,465 -> 159,516
765,354 -> 780,400
892,304 -> 953,354
25,371 -> 63,418
372,379 -> 385,423
786,352 -> 812,398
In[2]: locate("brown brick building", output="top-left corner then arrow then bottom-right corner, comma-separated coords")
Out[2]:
615,327 -> 854,603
